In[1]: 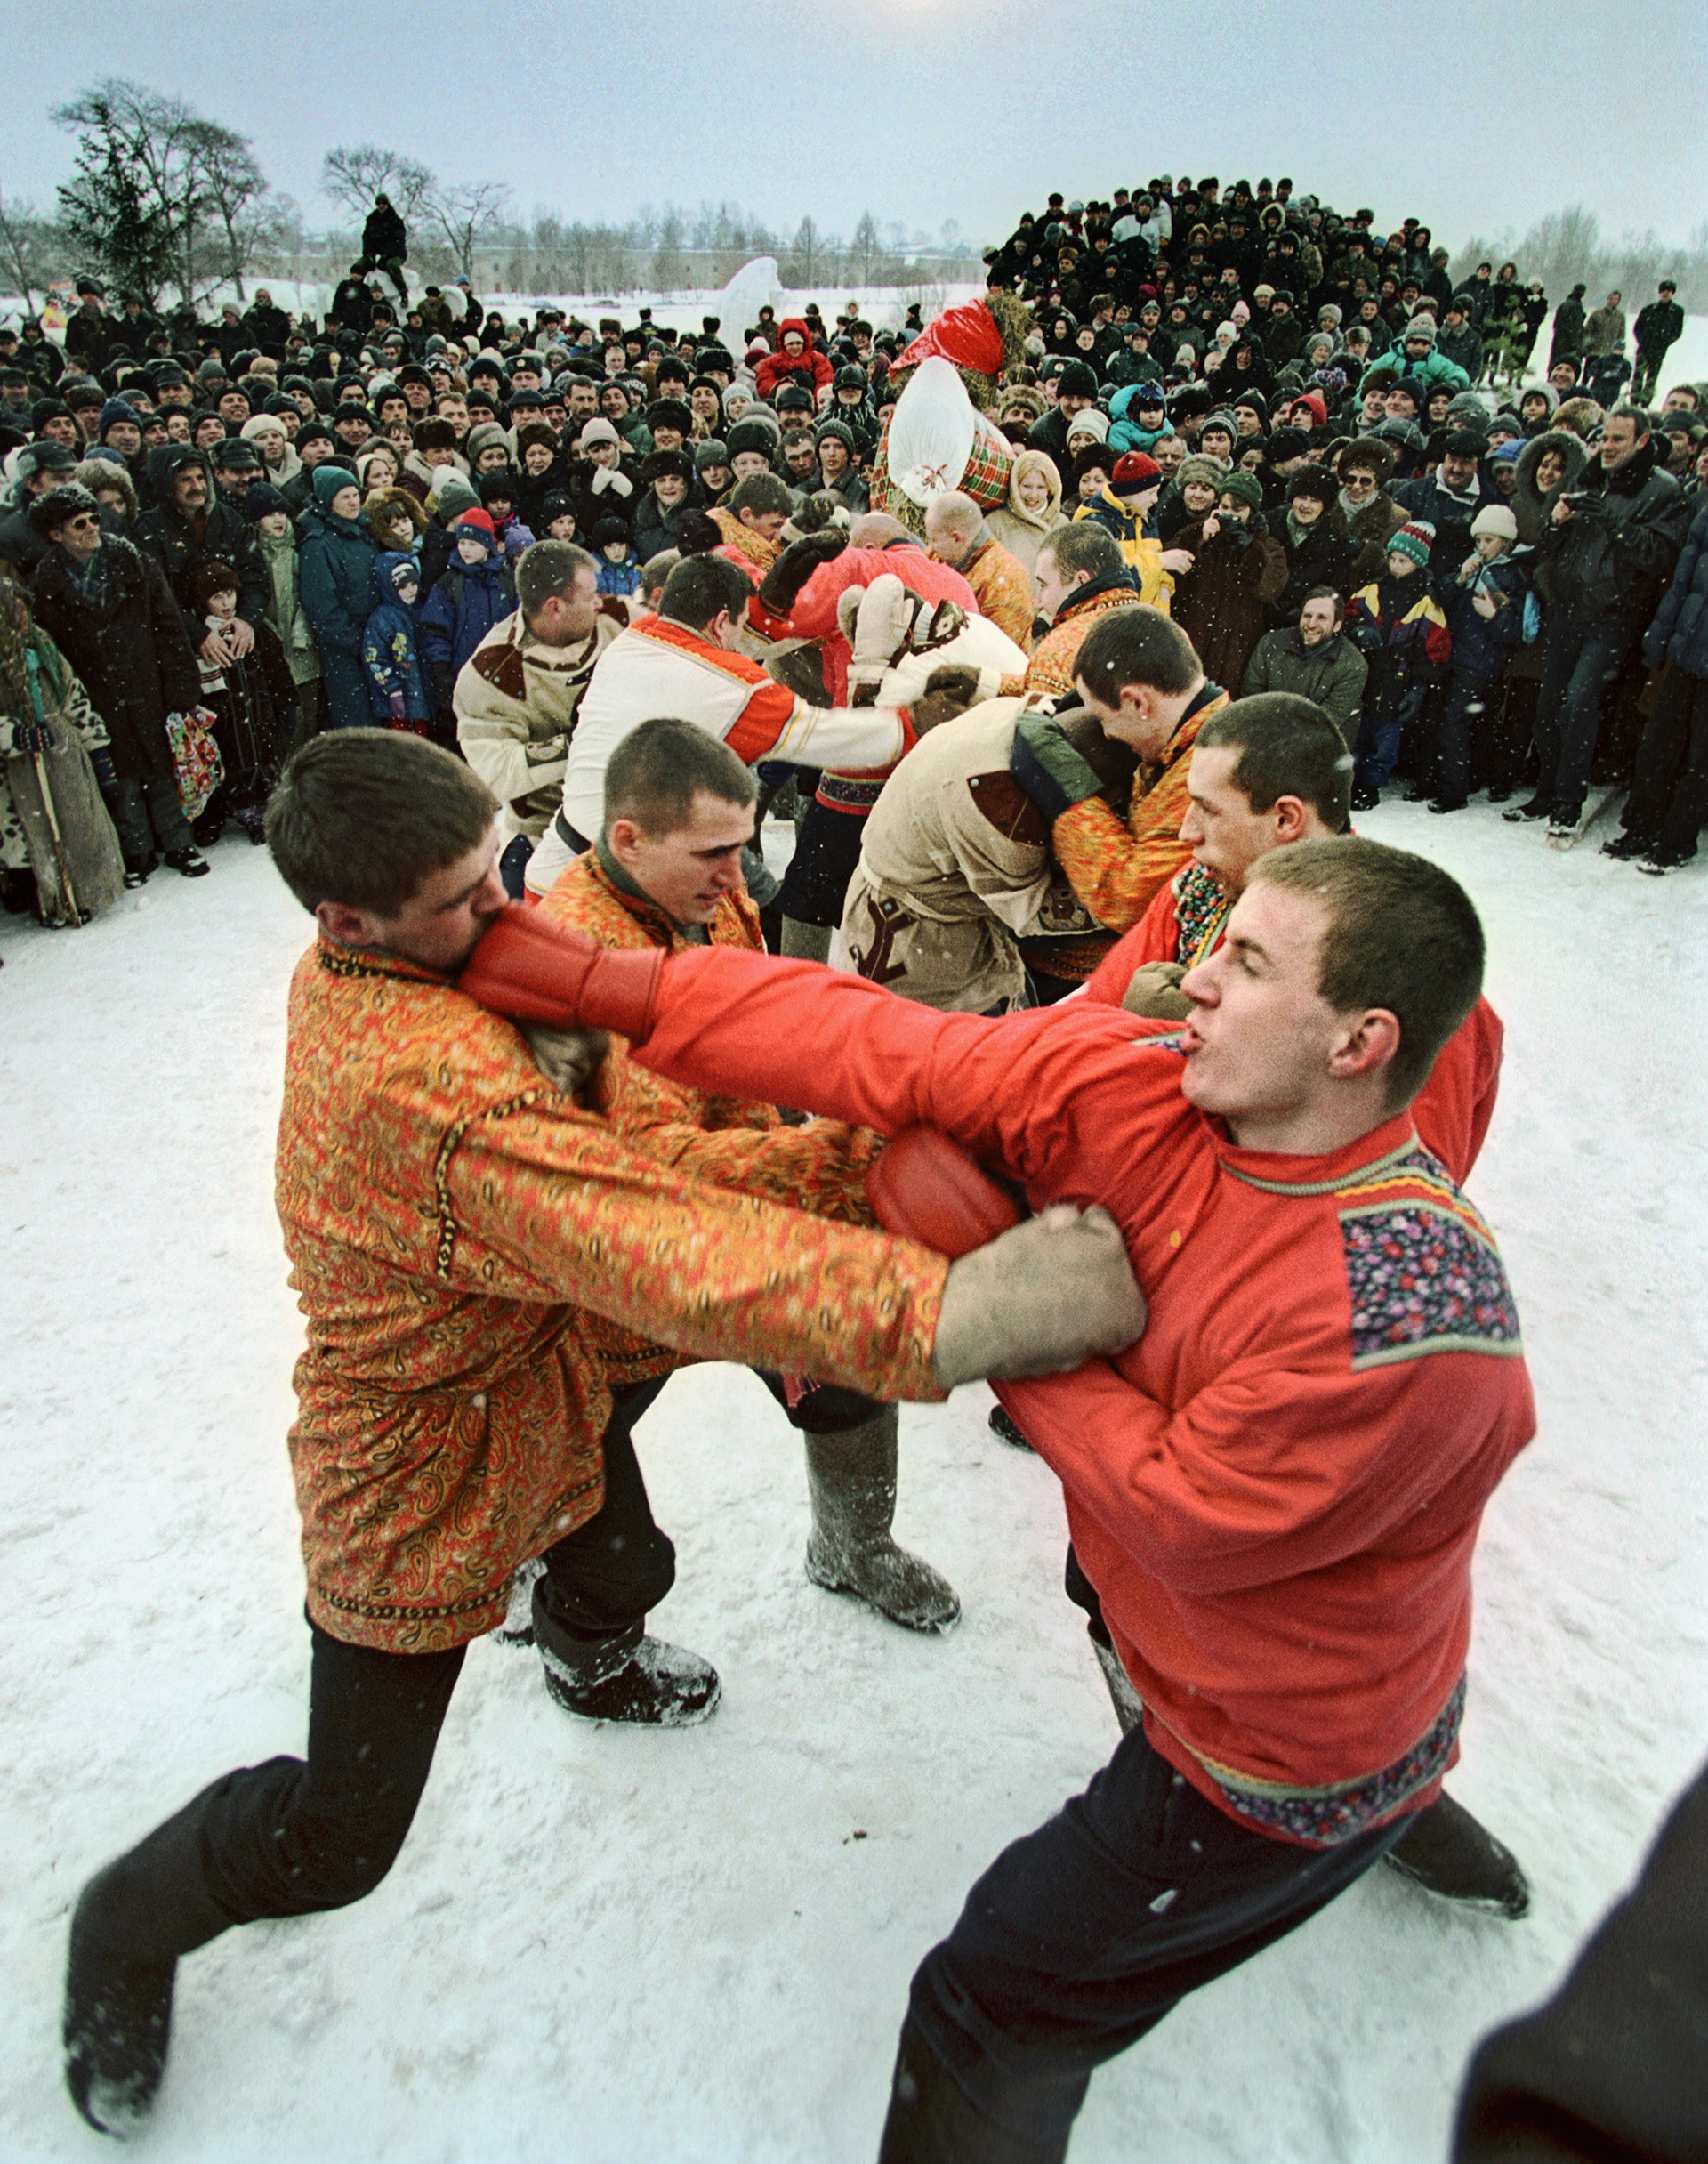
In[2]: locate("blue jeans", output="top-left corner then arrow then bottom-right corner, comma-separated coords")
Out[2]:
1353,707 -> 1405,792
1532,616 -> 1632,814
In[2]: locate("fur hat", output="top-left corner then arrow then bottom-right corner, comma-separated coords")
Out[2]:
642,448 -> 695,484
725,416 -> 778,463
26,482 -> 101,536
1286,464 -> 1337,505
1069,442 -> 1115,490
647,397 -> 693,435
465,421 -> 512,468
1387,519 -> 1435,569
1341,434 -> 1397,482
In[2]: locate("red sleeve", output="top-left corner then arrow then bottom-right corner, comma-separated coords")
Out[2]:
753,355 -> 783,399
1084,882 -> 1183,1005
1001,1334 -> 1533,1596
788,553 -> 866,641
722,677 -> 807,763
1413,997 -> 1503,1183
620,944 -> 1181,1191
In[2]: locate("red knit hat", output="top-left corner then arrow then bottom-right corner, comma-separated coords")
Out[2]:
453,506 -> 498,537
1110,452 -> 1163,497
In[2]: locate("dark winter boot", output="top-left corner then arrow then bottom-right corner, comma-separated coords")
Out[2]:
163,848 -> 211,878
1503,794 -> 1551,823
531,1582 -> 720,1726
987,1405 -> 1034,1452
1,866 -> 37,914
63,1786 -> 236,2137
1383,1790 -> 1530,1918
878,2016 -> 1080,2164
803,1410 -> 961,1634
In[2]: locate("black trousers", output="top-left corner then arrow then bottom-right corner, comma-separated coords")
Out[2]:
906,1708 -> 1406,2152
1623,665 -> 1708,858
195,1377 -> 673,1927
1533,616 -> 1633,814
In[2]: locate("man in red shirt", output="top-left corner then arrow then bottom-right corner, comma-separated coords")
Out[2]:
466,834 -> 1535,2162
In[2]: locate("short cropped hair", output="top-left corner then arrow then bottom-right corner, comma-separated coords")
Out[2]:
659,551 -> 753,632
727,472 -> 793,518
1197,693 -> 1352,834
517,537 -> 598,618
603,716 -> 757,838
1250,836 -> 1485,1108
640,549 -> 679,605
1038,518 -> 1123,584
1074,603 -> 1201,702
1302,583 -> 1346,621
265,732 -> 499,916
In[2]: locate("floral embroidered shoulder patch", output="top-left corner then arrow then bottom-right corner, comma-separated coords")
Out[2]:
1336,1148 -> 1522,1371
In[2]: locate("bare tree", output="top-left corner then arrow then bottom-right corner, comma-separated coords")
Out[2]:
786,216 -> 822,287
319,146 -> 436,224
422,180 -> 512,279
652,209 -> 689,294
187,122 -> 271,298
0,190 -> 61,311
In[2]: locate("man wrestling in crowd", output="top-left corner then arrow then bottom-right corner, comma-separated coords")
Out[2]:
60,731 -> 1145,2138
462,829 -> 1535,2163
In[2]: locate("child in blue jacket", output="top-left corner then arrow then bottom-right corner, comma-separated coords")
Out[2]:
361,551 -> 433,731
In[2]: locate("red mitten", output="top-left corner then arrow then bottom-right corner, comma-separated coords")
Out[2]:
866,1128 -> 1022,1258
457,904 -> 665,1038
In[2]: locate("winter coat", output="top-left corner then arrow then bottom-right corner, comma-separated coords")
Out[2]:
1442,552 -> 1529,686
454,602 -> 624,844
419,550 -> 518,695
1392,466 -> 1503,587
1240,625 -> 1368,746
1582,303 -> 1627,358
1634,297 -> 1685,358
1074,486 -> 1178,610
298,499 -> 381,729
133,464 -> 270,647
28,536 -> 202,781
571,457 -> 640,538
1539,437 -> 1690,631
1269,502 -> 1366,627
1642,494 -> 1708,679
1107,384 -> 1168,456
361,552 -> 433,722
1438,322 -> 1483,378
1169,512 -> 1291,690
1347,570 -> 1452,721
1549,292 -> 1587,362
255,525 -> 321,688
362,203 -> 408,264
1512,428 -> 1588,550
754,320 -> 833,402
632,487 -> 688,566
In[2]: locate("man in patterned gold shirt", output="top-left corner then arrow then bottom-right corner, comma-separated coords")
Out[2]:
62,730 -> 1145,2139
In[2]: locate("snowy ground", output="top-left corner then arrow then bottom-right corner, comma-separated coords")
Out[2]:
2,791 -> 1706,2164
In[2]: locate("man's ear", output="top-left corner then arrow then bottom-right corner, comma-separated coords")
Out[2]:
1328,1007 -> 1401,1086
1270,792 -> 1310,843
316,900 -> 374,947
607,817 -> 644,867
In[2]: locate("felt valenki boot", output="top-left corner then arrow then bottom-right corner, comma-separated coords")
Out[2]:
63,1785 -> 236,2137
803,1409 -> 961,1634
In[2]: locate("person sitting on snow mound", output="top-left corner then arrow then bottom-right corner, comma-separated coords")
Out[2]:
463,832 -> 1536,2163
60,729 -> 1146,2140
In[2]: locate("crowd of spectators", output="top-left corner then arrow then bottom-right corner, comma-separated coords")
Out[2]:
2,172 -> 1705,941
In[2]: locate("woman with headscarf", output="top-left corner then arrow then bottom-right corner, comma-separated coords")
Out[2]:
987,449 -> 1070,577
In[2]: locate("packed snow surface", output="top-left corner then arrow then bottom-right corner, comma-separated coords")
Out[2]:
2,795 -> 1706,2163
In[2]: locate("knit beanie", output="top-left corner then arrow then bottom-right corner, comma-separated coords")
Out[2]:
1057,359 -> 1099,400
1198,408 -> 1240,445
243,482 -> 289,523
1403,316 -> 1438,346
1470,504 -> 1518,540
695,438 -> 731,471
453,506 -> 498,547
433,472 -> 480,521
98,398 -> 141,438
812,418 -> 856,457
310,464 -> 358,508
241,412 -> 287,442
577,417 -> 622,452
1064,406 -> 1110,447
1388,519 -> 1435,569
1109,451 -> 1162,497
1218,469 -> 1264,511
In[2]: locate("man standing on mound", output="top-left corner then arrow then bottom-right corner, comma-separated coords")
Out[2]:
60,732 -> 1145,2139
469,836 -> 1535,2163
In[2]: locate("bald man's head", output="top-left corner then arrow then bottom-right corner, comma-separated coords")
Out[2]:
923,490 -> 985,568
849,512 -> 912,548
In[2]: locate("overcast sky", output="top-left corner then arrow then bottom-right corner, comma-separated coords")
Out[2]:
9,0 -> 1707,258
